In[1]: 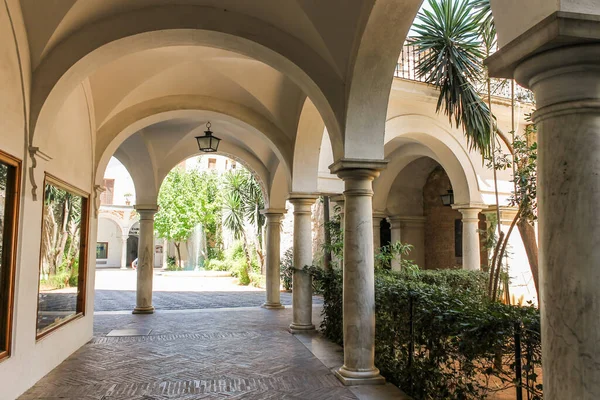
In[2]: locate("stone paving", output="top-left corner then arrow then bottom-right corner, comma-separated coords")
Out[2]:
20,271 -> 408,399
19,307 -> 408,400
94,289 -> 322,312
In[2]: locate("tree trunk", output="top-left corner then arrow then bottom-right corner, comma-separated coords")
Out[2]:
174,242 -> 182,270
241,232 -> 253,281
54,197 -> 71,272
518,219 -> 540,300
493,213 -> 519,301
323,196 -> 332,271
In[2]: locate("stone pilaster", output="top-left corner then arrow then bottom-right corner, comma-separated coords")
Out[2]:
288,195 -> 318,332
120,234 -> 129,269
133,205 -> 158,314
330,159 -> 387,386
399,216 -> 426,268
488,15 -> 600,398
261,209 -> 286,309
453,204 -> 484,271
388,215 -> 403,271
372,211 -> 386,255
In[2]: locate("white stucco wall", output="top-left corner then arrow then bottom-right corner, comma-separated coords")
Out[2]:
0,10 -> 97,391
96,218 -> 124,267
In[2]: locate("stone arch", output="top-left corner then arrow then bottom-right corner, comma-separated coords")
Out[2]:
30,5 -> 344,157
292,97 -> 325,193
95,95 -> 293,188
269,162 -> 290,210
380,114 -> 483,206
157,147 -> 273,209
98,213 -> 127,237
343,0 -> 423,160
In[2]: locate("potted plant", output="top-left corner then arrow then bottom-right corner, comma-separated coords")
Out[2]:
124,192 -> 133,206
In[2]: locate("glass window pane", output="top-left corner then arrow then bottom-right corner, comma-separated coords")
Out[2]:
37,180 -> 87,336
0,163 -> 8,350
96,242 -> 108,259
0,156 -> 18,359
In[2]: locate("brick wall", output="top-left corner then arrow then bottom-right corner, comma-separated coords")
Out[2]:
423,167 -> 462,270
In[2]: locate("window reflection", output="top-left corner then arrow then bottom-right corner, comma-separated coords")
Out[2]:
0,153 -> 19,360
37,177 -> 88,336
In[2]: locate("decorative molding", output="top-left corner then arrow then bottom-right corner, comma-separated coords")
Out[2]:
94,185 -> 106,218
28,147 -> 52,201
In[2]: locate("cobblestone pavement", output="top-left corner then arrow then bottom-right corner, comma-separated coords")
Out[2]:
93,270 -> 322,312
20,308 -> 382,400
94,289 -> 322,312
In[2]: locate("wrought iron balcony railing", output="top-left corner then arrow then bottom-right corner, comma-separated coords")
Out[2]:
394,43 -> 534,103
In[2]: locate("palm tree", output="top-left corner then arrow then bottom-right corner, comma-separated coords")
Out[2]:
222,169 -> 266,279
411,0 -> 539,302
411,0 -> 511,156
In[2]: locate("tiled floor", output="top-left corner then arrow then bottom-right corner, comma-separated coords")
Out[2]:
94,289 -> 322,312
19,307 -> 409,399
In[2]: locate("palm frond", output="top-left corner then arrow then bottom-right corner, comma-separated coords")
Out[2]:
411,0 -> 495,156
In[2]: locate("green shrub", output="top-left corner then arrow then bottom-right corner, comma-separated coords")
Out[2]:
308,267 -> 542,400
280,248 -> 293,290
204,259 -> 230,271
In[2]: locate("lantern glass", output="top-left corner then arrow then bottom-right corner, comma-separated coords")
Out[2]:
196,130 -> 221,152
440,189 -> 454,206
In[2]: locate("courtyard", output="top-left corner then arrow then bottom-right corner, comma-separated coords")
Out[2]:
21,270 -> 404,400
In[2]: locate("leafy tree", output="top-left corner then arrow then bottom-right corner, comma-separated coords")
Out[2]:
487,121 -> 539,299
221,169 -> 266,279
155,168 -> 205,268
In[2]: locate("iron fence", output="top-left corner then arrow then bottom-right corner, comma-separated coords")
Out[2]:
394,43 -> 534,103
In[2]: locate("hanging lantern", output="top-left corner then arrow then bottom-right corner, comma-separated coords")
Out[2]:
195,122 -> 221,152
440,189 -> 454,207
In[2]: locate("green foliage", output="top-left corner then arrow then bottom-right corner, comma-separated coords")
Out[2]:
280,248 -> 294,290
486,120 -> 538,224
155,168 -> 222,267
411,0 -> 494,156
375,241 -> 416,271
308,267 -> 542,399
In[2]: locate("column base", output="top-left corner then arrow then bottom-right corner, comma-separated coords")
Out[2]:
261,302 -> 285,309
288,323 -> 316,334
334,366 -> 386,386
132,306 -> 155,314
120,266 -> 128,270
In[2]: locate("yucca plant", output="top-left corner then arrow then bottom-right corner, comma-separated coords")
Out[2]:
411,0 -> 494,156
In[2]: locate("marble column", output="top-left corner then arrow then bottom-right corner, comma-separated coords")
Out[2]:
261,209 -> 286,309
133,205 -> 158,314
372,212 -> 386,255
388,215 -> 402,271
288,195 -> 318,332
120,234 -> 129,269
515,44 -> 600,399
453,205 -> 483,271
489,19 -> 600,396
330,159 -> 387,385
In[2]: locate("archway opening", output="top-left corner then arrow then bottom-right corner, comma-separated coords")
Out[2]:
384,156 -> 486,270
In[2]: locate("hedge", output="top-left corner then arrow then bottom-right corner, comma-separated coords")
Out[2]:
306,266 -> 542,399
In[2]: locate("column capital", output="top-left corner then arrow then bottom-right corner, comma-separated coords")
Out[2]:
373,211 -> 387,222
452,203 -> 485,213
135,204 -> 158,219
261,208 -> 287,218
329,158 -> 388,180
288,193 -> 319,204
486,12 -> 600,79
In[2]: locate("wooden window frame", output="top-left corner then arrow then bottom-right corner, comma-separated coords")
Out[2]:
96,242 -> 109,259
0,150 -> 21,362
35,174 -> 90,341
